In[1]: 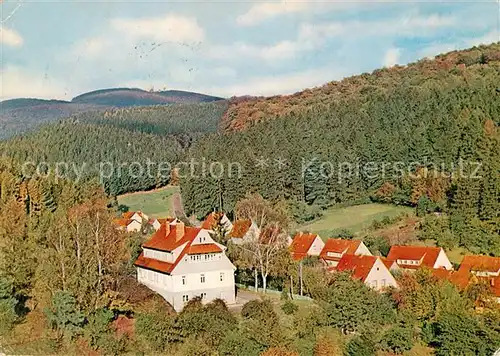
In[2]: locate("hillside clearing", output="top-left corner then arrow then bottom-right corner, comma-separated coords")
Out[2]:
299,203 -> 414,238
117,186 -> 179,218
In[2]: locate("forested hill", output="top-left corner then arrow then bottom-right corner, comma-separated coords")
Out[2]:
181,43 -> 499,254
0,101 -> 227,196
222,43 -> 500,131
0,88 -> 225,140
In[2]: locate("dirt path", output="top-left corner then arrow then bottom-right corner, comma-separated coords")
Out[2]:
172,191 -> 186,218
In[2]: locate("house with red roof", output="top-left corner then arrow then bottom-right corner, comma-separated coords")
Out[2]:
319,239 -> 372,267
228,219 -> 261,245
201,212 -> 233,233
334,254 -> 398,291
114,211 -> 150,232
289,232 -> 325,261
134,220 -> 236,311
387,246 -> 453,271
458,255 -> 500,302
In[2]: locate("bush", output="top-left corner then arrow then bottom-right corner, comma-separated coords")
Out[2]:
0,277 -> 18,335
345,334 -> 376,356
281,300 -> 298,315
83,308 -> 114,350
381,325 -> 414,354
135,310 -> 181,352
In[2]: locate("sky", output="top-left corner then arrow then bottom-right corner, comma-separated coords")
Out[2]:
1,0 -> 499,100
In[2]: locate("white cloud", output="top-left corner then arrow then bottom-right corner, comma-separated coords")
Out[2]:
0,26 -> 23,47
419,31 -> 499,58
237,1 -> 310,26
213,13 -> 457,63
110,14 -> 205,43
0,66 -> 69,100
197,66 -> 353,97
383,47 -> 401,67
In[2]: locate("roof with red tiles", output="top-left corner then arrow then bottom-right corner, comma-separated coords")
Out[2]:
123,211 -> 135,219
229,219 -> 252,238
142,224 -> 200,252
335,254 -> 378,282
320,239 -> 362,261
135,222 -> 224,274
387,246 -> 442,269
459,255 -> 500,273
201,212 -> 218,229
135,252 -> 177,274
187,244 -> 223,255
380,257 -> 398,270
290,233 -> 319,261
114,218 -> 133,227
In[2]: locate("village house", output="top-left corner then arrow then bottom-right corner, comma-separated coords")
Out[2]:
114,211 -> 149,232
289,232 -> 325,261
201,212 -> 234,232
458,255 -> 500,302
387,246 -> 453,271
334,254 -> 399,291
228,219 -> 261,245
134,220 -> 236,311
319,239 -> 372,267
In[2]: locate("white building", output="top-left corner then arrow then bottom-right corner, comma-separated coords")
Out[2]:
134,220 -> 236,311
289,232 -> 325,261
334,254 -> 399,291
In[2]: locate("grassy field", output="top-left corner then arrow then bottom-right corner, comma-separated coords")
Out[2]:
299,203 -> 414,238
117,186 -> 179,218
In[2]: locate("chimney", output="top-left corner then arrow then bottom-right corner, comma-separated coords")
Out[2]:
176,221 -> 185,241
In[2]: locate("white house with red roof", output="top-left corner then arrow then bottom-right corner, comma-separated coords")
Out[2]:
458,255 -> 500,302
334,254 -> 398,291
228,219 -> 261,245
201,212 -> 234,232
319,239 -> 372,267
289,232 -> 325,261
387,246 -> 453,271
114,211 -> 150,233
134,220 -> 236,311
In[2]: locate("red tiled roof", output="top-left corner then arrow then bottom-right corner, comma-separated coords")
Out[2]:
135,252 -> 176,274
114,218 -> 132,227
290,233 -> 318,261
201,212 -> 218,229
123,211 -> 135,219
142,224 -> 201,252
187,244 -> 222,255
335,254 -> 378,282
230,219 -> 252,238
387,246 -> 442,269
320,239 -> 361,262
459,255 -> 500,273
380,257 -> 397,270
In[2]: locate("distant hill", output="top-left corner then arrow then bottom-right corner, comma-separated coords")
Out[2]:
0,88 -> 225,140
72,88 -> 223,107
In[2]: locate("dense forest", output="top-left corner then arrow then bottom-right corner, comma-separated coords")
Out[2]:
0,101 -> 228,196
0,89 -> 224,140
181,43 -> 500,255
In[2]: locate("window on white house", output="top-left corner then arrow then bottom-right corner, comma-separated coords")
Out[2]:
182,276 -> 186,285
200,274 -> 205,283
220,273 -> 224,282
153,273 -> 159,284
381,279 -> 386,287
201,292 -> 206,299
182,295 -> 189,302
372,280 -> 378,288
148,270 -> 153,281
